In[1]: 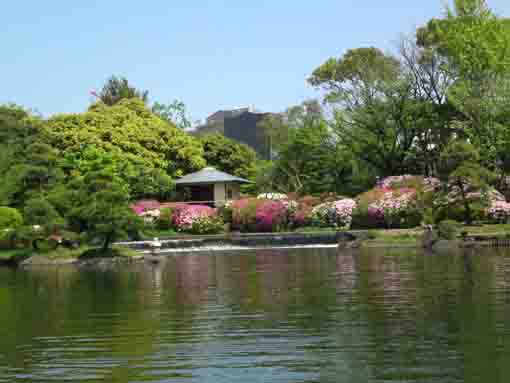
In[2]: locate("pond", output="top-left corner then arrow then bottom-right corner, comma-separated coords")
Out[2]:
1,247 -> 510,382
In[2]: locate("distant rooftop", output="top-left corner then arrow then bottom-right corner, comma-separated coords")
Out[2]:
206,106 -> 260,123
175,167 -> 252,185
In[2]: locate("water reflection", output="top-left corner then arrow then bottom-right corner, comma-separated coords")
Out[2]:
1,248 -> 510,382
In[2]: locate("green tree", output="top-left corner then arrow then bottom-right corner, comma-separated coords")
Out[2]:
309,48 -> 430,177
438,140 -> 491,224
68,166 -> 140,251
42,98 -> 205,190
200,134 -> 258,181
271,119 -> 352,195
94,76 -> 149,106
63,146 -> 174,201
0,104 -> 41,187
418,0 -> 510,173
1,142 -> 64,208
152,100 -> 192,130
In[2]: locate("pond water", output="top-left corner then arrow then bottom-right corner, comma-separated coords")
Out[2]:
1,247 -> 510,382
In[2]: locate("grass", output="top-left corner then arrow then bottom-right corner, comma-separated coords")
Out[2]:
292,226 -> 338,233
140,228 -> 178,239
459,224 -> 510,236
365,230 -> 420,245
0,245 -> 141,263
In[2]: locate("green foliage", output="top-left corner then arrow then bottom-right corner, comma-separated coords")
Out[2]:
68,168 -> 142,251
1,142 -> 64,208
188,216 -> 224,235
152,100 -> 192,130
437,220 -> 460,240
157,208 -> 174,230
0,207 -> 23,231
201,133 -> 258,184
95,75 -> 149,106
64,145 -> 174,201
218,205 -> 233,224
43,98 -> 204,177
438,140 -> 492,223
271,116 -> 355,195
79,246 -> 139,259
23,198 -> 64,234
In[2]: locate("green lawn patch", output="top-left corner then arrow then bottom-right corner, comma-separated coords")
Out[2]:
140,228 -> 178,239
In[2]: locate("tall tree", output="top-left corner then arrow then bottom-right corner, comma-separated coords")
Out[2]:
418,0 -> 510,172
152,100 -> 192,130
437,139 -> 492,224
94,75 -> 149,106
309,48 -> 428,176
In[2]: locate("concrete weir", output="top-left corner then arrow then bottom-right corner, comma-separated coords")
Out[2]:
118,232 -> 346,253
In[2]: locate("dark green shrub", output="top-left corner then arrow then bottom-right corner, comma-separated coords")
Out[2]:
218,205 -> 233,224
23,198 -> 65,234
434,202 -> 487,224
437,220 -> 459,240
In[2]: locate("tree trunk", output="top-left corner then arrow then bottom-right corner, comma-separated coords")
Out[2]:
102,233 -> 112,253
458,179 -> 472,224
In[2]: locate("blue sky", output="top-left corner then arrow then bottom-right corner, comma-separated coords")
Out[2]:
2,0 -> 510,122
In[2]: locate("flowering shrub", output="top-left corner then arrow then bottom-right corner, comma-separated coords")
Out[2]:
298,195 -> 321,207
189,216 -> 225,234
172,205 -> 217,232
434,185 -> 505,223
230,198 -> 293,232
255,200 -> 288,232
231,198 -> 261,230
130,200 -> 161,215
155,203 -> 188,229
377,175 -> 440,192
367,188 -> 419,228
352,185 -> 422,229
487,201 -> 510,223
257,193 -> 288,200
311,199 -> 357,228
292,207 -> 313,227
311,198 -> 356,228
333,199 -> 357,228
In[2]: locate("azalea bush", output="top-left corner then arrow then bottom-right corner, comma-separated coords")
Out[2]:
366,188 -> 421,229
231,198 -> 263,231
351,176 -> 433,229
310,199 -> 357,229
188,216 -> 225,235
231,198 -> 293,232
255,200 -> 288,232
131,200 -> 162,224
486,200 -> 510,223
257,193 -> 288,200
433,186 -> 505,223
156,203 -> 188,229
288,195 -> 321,228
130,200 -> 161,215
172,205 -> 218,232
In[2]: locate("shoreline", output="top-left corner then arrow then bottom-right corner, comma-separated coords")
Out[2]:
0,227 -> 510,267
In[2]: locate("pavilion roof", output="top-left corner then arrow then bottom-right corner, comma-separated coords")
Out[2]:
175,167 -> 252,185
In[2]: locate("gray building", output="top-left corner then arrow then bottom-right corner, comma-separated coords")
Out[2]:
193,107 -> 274,160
